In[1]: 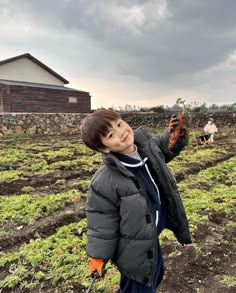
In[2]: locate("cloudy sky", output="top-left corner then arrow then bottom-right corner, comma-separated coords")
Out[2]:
1,0 -> 236,109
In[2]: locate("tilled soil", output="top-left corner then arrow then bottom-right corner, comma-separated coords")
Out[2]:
159,214 -> 236,293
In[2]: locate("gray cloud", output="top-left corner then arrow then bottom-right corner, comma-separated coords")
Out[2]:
0,0 -> 236,106
2,0 -> 236,81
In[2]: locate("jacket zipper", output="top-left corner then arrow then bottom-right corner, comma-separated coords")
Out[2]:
133,177 -> 158,287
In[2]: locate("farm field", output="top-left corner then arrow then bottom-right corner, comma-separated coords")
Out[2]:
0,128 -> 235,293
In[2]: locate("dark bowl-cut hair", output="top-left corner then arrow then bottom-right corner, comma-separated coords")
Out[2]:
80,109 -> 122,151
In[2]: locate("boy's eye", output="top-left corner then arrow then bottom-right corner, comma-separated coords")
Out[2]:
108,133 -> 114,139
117,122 -> 122,127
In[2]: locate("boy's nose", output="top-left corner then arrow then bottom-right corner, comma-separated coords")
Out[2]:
117,129 -> 124,138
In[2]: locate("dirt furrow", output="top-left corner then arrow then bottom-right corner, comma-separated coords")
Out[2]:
0,169 -> 94,196
0,200 -> 86,253
175,152 -> 235,182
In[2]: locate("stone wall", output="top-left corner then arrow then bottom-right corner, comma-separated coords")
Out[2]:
0,111 -> 235,136
122,111 -> 236,129
0,113 -> 87,136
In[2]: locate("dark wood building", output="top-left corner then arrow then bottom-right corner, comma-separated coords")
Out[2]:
0,53 -> 91,113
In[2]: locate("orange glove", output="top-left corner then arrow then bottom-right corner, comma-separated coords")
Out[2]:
88,258 -> 106,278
168,113 -> 186,150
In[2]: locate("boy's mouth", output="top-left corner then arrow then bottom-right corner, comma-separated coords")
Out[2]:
122,134 -> 129,142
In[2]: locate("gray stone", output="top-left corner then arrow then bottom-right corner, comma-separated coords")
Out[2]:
1,125 -> 8,133
27,127 -> 37,135
15,126 -> 24,133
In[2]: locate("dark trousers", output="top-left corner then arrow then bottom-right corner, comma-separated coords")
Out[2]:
119,243 -> 164,293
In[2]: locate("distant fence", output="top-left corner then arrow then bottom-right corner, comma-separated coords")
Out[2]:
0,112 -> 235,136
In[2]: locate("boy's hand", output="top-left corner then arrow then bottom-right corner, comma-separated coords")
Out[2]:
168,113 -> 186,150
88,258 -> 106,278
168,114 -> 179,132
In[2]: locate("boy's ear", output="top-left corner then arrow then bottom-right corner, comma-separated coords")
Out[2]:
99,147 -> 110,153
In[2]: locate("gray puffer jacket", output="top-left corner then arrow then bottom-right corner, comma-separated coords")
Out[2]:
86,127 -> 191,286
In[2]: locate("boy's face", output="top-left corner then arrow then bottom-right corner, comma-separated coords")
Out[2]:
100,119 -> 135,154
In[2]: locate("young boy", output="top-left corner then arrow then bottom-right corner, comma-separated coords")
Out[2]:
80,109 -> 191,293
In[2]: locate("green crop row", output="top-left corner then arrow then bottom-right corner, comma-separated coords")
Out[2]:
0,146 -> 227,185
161,157 -> 236,241
168,147 -> 227,173
0,190 -> 80,225
0,220 -> 119,292
0,153 -> 101,184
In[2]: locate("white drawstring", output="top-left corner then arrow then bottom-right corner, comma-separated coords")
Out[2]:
144,163 -> 161,205
121,157 -> 161,227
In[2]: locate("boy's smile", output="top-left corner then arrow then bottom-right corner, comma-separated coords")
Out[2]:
122,133 -> 129,142
100,119 -> 135,154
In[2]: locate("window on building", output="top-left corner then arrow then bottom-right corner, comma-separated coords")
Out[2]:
68,97 -> 78,104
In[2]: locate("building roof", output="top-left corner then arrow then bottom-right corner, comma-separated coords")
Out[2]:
0,53 -> 69,84
0,79 -> 88,93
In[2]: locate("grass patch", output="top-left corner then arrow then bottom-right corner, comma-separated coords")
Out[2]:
39,148 -> 73,160
220,275 -> 236,287
180,184 -> 235,228
0,141 -> 101,183
0,169 -> 23,183
0,148 -> 26,164
178,157 -> 236,232
0,220 -> 119,292
0,190 -> 80,225
168,147 -> 227,173
0,221 -> 87,290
